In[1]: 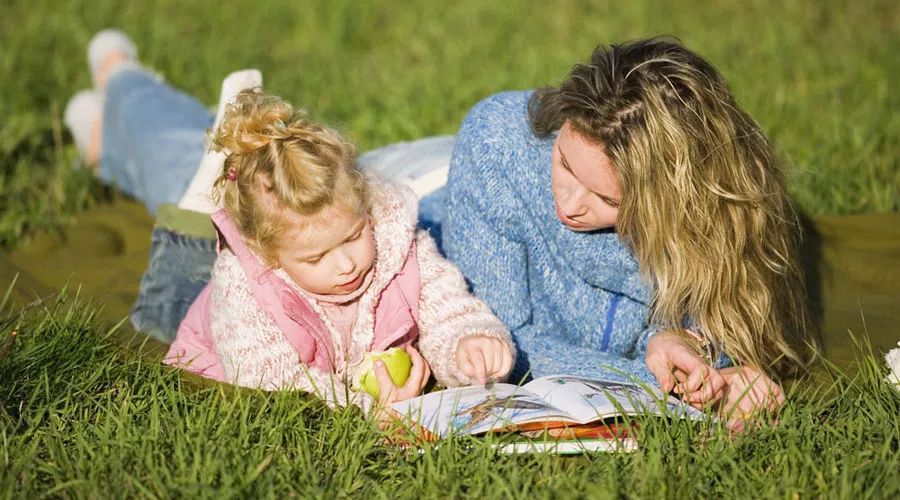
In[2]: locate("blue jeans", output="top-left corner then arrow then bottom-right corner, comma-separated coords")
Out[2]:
103,67 -> 452,342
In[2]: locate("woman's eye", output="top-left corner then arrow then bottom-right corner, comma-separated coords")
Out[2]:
594,193 -> 619,208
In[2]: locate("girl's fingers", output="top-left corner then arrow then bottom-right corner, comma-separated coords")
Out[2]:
501,345 -> 514,378
490,340 -> 504,378
403,346 -> 427,391
420,362 -> 432,393
463,346 -> 487,385
458,350 -> 476,385
472,348 -> 488,384
374,361 -> 396,405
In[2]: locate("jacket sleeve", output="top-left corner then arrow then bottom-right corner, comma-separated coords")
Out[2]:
208,251 -> 375,412
415,231 -> 514,387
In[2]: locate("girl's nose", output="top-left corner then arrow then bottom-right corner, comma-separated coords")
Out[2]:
335,249 -> 356,275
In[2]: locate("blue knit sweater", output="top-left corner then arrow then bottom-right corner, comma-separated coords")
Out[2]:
443,91 -> 660,384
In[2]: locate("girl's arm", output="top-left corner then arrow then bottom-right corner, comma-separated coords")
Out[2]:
415,231 -> 515,387
208,252 -> 374,412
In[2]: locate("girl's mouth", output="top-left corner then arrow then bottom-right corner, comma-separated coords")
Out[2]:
338,271 -> 365,290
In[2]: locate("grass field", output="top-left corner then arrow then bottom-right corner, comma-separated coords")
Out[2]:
1,0 -> 898,497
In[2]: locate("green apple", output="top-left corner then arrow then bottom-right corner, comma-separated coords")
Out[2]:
353,347 -> 413,399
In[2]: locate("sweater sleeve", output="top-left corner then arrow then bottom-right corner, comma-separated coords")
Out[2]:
513,324 -> 658,385
442,94 -> 534,333
208,252 -> 375,412
415,231 -> 514,387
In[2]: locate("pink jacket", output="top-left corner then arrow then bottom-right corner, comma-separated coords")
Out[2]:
167,207 -> 421,381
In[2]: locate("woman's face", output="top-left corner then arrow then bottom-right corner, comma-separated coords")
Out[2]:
550,121 -> 621,231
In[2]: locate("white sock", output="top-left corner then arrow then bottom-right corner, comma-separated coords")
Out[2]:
88,29 -> 138,88
63,90 -> 102,164
177,69 -> 263,214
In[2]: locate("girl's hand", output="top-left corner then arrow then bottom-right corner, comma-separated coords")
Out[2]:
373,345 -> 431,406
456,334 -> 514,385
646,330 -> 726,408
718,366 -> 785,430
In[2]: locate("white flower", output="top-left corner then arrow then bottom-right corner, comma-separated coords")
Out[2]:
886,341 -> 900,391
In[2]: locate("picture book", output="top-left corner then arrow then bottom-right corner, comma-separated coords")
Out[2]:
390,375 -> 707,453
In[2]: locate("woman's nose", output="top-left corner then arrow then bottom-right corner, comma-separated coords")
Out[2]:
559,185 -> 588,216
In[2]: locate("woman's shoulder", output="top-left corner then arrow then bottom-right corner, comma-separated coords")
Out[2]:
449,91 -> 553,223
457,90 -> 535,145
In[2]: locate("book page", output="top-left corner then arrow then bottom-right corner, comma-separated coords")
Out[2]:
391,383 -> 578,437
522,375 -> 705,424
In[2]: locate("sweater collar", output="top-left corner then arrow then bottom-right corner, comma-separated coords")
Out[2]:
528,139 -> 651,303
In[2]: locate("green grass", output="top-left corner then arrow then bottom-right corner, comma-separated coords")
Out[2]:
2,293 -> 898,497
1,0 -> 899,497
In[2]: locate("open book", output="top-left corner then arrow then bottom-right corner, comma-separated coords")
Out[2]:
390,375 -> 707,453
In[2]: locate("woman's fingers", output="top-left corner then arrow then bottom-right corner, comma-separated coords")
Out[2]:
646,353 -> 676,393
685,368 -> 726,404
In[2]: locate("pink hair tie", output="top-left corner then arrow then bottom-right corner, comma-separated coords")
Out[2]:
226,168 -> 237,181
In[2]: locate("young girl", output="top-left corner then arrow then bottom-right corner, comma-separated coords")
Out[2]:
64,30 -> 514,413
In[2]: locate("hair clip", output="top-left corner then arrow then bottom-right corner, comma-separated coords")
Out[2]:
274,119 -> 287,133
226,168 -> 237,181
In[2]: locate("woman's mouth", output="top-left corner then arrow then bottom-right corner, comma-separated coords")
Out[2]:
555,202 -> 584,228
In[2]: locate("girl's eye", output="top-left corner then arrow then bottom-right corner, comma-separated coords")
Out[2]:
305,256 -> 322,264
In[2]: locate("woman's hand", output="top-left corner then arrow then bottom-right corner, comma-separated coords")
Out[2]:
646,330 -> 726,408
718,366 -> 785,430
456,334 -> 514,385
373,345 -> 431,406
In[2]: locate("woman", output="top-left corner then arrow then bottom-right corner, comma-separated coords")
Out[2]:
435,37 -> 815,416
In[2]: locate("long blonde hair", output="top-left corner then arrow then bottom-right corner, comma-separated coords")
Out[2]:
211,89 -> 368,264
530,37 -> 815,379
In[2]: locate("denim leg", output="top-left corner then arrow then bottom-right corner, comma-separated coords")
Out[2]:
358,135 -> 454,252
101,67 -> 214,216
131,227 -> 216,343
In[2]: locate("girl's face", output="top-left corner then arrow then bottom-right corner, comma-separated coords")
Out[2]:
274,205 -> 376,296
550,121 -> 621,231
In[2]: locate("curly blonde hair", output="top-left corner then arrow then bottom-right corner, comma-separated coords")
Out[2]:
212,89 -> 368,265
530,37 -> 816,379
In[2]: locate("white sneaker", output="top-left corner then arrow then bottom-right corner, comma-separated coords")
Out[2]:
176,69 -> 264,214
63,89 -> 102,164
88,29 -> 138,88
